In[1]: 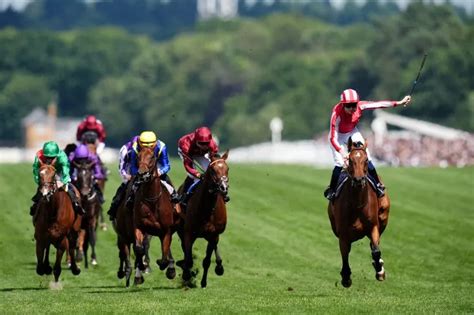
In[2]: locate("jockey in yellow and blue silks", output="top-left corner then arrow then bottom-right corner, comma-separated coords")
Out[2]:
122,131 -> 179,212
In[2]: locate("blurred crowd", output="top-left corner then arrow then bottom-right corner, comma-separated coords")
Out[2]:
369,134 -> 474,167
315,132 -> 474,167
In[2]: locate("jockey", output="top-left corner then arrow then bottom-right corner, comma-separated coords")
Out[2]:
69,144 -> 105,204
30,141 -> 84,216
178,126 -> 229,205
324,89 -> 411,201
107,131 -> 179,220
76,115 -> 106,153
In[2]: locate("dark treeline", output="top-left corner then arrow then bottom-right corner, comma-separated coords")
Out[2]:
0,1 -> 472,150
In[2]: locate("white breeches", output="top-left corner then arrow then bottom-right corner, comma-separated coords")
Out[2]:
329,128 -> 372,167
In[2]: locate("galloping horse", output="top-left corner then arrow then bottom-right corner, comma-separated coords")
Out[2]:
73,160 -> 100,268
34,161 -> 82,282
328,138 -> 390,288
132,146 -> 176,283
177,151 -> 229,288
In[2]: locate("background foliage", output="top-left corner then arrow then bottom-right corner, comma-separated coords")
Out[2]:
0,1 -> 472,149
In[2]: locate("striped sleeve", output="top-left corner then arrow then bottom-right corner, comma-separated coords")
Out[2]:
329,111 -> 342,152
359,100 -> 397,110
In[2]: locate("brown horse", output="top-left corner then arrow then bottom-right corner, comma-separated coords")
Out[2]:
176,151 -> 229,288
328,139 -> 390,288
73,160 -> 100,268
132,146 -> 176,283
34,161 -> 82,282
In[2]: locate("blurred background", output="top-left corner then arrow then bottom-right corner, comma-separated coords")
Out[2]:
0,0 -> 472,166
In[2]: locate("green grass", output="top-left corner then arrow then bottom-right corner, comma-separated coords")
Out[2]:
0,162 -> 473,314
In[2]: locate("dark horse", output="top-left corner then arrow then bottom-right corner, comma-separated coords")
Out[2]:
73,160 -> 100,268
34,161 -> 82,282
132,146 -> 176,283
328,138 -> 390,288
177,151 -> 229,288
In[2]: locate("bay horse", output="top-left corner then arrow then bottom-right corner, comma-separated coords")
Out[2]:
328,138 -> 390,288
73,160 -> 100,268
176,151 -> 229,288
34,161 -> 82,282
132,146 -> 176,283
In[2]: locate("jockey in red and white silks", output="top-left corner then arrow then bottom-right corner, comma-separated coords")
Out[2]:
324,89 -> 411,200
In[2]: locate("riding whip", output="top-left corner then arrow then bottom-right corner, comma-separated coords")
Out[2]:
179,151 -> 206,174
409,53 -> 428,96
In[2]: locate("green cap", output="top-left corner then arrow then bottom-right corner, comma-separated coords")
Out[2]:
43,141 -> 60,157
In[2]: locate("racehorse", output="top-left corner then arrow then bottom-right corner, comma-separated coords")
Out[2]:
328,138 -> 390,288
73,160 -> 100,268
33,161 -> 82,282
176,151 -> 229,288
132,146 -> 176,283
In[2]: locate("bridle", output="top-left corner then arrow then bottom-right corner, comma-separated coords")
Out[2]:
39,165 -> 58,201
207,158 -> 229,196
346,148 -> 368,189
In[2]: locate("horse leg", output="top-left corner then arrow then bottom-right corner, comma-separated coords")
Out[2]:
133,254 -> 145,286
35,241 -> 46,276
201,239 -> 217,288
214,243 -> 224,276
370,225 -> 385,281
67,233 -> 81,276
76,229 -> 85,263
143,234 -> 151,273
53,238 -> 68,282
43,244 -> 52,275
166,249 -> 176,280
183,233 -> 197,282
89,224 -> 98,266
339,238 -> 352,288
133,229 -> 146,272
157,230 -> 171,271
124,243 -> 133,287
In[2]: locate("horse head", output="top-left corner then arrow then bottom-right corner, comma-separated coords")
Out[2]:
206,150 -> 230,196
347,137 -> 368,188
38,158 -> 57,199
137,146 -> 156,183
73,160 -> 95,197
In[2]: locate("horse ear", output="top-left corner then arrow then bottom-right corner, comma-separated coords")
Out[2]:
51,157 -> 57,165
39,158 -> 44,167
364,138 -> 368,150
347,137 -> 353,152
222,149 -> 229,160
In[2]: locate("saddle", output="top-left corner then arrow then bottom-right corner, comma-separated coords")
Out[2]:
334,171 -> 380,199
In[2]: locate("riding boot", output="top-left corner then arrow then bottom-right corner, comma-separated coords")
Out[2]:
162,174 -> 180,203
107,183 -> 127,220
67,183 -> 85,215
126,180 -> 140,210
30,190 -> 41,216
368,161 -> 385,197
179,177 -> 195,207
94,181 -> 105,204
324,166 -> 342,201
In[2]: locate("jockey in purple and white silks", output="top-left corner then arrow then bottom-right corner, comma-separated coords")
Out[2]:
69,144 -> 105,204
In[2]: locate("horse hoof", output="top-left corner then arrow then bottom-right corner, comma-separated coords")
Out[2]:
376,268 -> 386,281
145,266 -> 152,274
91,259 -> 98,266
36,266 -> 44,276
76,250 -> 84,262
341,278 -> 352,288
176,260 -> 185,269
156,259 -> 168,271
166,267 -> 176,280
71,267 -> 81,276
44,265 -> 53,275
182,270 -> 192,282
117,270 -> 125,279
134,276 -> 145,286
100,223 -> 108,231
215,265 -> 224,276
201,280 -> 207,288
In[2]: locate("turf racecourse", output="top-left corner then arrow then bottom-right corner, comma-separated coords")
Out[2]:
0,162 -> 473,314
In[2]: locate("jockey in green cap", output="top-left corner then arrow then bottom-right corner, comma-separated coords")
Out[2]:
30,141 -> 84,216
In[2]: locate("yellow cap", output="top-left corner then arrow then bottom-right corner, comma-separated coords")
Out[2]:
139,131 -> 157,147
